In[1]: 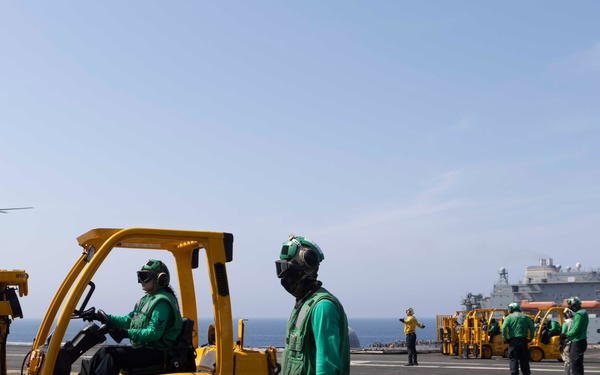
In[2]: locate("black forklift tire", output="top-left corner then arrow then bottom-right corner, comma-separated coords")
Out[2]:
529,347 -> 544,362
482,345 -> 493,359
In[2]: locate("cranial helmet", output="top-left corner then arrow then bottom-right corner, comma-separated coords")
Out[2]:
137,259 -> 170,287
406,307 -> 414,315
567,296 -> 582,311
275,234 -> 324,279
508,302 -> 521,313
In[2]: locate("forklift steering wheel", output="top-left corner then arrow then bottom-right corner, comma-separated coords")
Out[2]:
97,309 -> 116,331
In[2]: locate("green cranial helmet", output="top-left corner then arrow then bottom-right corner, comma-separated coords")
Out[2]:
137,259 -> 170,287
508,302 -> 520,313
275,234 -> 324,278
567,296 -> 582,311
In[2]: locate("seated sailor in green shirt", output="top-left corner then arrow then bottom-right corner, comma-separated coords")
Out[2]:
82,259 -> 183,375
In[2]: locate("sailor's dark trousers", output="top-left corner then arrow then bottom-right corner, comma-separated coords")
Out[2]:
89,346 -> 164,375
508,337 -> 530,375
406,332 -> 418,365
570,339 -> 587,375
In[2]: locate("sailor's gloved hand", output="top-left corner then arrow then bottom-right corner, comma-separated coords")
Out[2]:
79,308 -> 98,323
109,329 -> 129,343
399,318 -> 405,323
422,325 -> 426,328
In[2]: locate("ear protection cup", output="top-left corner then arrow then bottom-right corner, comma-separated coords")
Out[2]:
157,271 -> 169,287
299,248 -> 320,268
154,260 -> 170,287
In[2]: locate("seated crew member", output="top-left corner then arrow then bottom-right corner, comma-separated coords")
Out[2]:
82,259 -> 183,375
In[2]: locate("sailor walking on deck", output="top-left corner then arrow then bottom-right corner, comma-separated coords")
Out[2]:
566,296 -> 589,375
399,307 -> 425,366
502,302 -> 535,375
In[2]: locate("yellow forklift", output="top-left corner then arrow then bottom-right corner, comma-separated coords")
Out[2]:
436,310 -> 468,357
437,308 -> 508,359
25,228 -> 280,375
463,308 -> 508,359
436,313 -> 455,355
526,306 -> 565,362
1,270 -> 29,375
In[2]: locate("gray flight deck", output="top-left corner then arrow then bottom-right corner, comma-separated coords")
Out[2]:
6,344 -> 600,375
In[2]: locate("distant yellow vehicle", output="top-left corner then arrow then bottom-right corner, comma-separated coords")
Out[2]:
0,269 -> 29,375
25,228 -> 279,375
527,306 -> 565,362
437,308 -> 508,359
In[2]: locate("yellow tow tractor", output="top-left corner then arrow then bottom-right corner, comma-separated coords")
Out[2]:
526,306 -> 565,362
25,228 -> 280,375
1,269 -> 29,375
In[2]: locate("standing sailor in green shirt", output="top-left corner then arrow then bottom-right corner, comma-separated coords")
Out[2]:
566,296 -> 589,375
275,234 -> 350,375
502,302 -> 535,375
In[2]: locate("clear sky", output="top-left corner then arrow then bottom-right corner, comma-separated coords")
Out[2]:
2,1 -> 600,320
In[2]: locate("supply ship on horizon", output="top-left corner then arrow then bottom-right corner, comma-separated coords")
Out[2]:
461,258 -> 600,344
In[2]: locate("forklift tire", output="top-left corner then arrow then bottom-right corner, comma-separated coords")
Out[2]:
529,347 -> 544,362
481,345 -> 493,359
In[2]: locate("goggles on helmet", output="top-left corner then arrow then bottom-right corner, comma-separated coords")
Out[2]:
137,270 -> 155,284
275,260 -> 306,279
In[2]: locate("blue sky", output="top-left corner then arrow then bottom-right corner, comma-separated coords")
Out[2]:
2,1 -> 600,320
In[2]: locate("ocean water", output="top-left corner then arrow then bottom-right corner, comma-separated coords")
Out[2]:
7,317 -> 438,348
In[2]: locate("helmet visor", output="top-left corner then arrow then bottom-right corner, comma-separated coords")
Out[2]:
275,260 -> 304,278
137,270 -> 154,283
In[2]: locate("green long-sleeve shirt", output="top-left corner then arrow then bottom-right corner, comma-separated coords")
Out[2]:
501,312 -> 535,340
311,299 -> 349,375
107,289 -> 182,349
282,287 -> 350,375
567,309 -> 588,342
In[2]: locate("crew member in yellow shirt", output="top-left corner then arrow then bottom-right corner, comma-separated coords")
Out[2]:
399,307 -> 425,366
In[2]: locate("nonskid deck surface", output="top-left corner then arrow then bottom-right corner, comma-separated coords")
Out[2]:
7,344 -> 600,375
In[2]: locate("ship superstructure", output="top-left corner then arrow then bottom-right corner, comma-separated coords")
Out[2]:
462,258 -> 600,343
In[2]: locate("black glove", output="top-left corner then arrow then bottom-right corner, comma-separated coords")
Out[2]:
399,318 -> 405,323
80,308 -> 98,323
560,333 -> 567,340
504,338 -> 509,344
422,325 -> 426,328
109,329 -> 129,343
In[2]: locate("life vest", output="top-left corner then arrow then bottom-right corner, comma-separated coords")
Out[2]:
130,289 -> 182,349
281,287 -> 350,375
